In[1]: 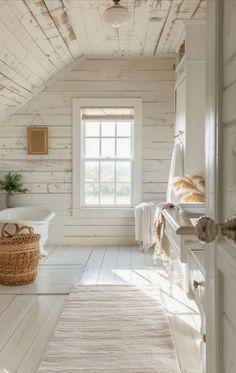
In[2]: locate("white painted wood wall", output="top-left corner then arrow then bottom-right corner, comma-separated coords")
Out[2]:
0,57 -> 175,245
175,22 -> 206,176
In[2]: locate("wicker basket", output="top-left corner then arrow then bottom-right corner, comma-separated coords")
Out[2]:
0,223 -> 40,286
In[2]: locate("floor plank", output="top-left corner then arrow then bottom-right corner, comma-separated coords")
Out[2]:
58,246 -> 92,265
0,295 -> 15,315
97,246 -> 119,285
0,265 -> 82,295
0,295 -> 37,351
43,246 -> 68,265
16,296 -> 66,373
39,246 -> 56,264
114,245 -> 132,284
131,246 -> 151,285
78,246 -> 105,285
0,296 -> 58,372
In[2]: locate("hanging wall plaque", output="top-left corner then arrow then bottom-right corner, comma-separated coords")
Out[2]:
27,127 -> 48,155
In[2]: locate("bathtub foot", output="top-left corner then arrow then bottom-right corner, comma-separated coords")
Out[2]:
40,247 -> 48,257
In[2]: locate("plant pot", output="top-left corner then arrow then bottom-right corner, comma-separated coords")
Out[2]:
6,193 -> 13,208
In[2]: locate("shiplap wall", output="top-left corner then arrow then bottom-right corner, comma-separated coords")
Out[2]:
0,57 -> 175,245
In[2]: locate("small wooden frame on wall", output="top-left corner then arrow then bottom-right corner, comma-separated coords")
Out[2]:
27,127 -> 48,155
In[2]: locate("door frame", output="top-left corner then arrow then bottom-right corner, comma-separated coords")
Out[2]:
205,0 -> 223,372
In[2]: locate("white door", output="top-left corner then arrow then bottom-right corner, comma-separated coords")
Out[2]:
205,1 -> 236,372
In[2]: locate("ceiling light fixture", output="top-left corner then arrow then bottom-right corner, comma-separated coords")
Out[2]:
103,0 -> 131,28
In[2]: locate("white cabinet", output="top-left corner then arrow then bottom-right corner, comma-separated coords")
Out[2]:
175,22 -> 206,175
162,207 -> 206,372
188,249 -> 206,313
162,207 -> 201,291
188,248 -> 206,372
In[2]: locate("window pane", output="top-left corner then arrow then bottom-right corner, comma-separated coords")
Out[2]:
85,183 -> 99,205
116,162 -> 131,182
85,121 -> 100,137
101,138 -> 115,158
85,161 -> 99,182
85,138 -> 100,158
100,183 -> 114,205
116,183 -> 131,205
117,122 -> 131,137
100,161 -> 114,182
101,122 -> 115,137
116,138 -> 131,158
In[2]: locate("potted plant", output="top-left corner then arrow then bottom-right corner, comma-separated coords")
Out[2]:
0,172 -> 28,208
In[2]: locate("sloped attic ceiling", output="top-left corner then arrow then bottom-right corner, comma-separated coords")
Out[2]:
0,0 -> 205,122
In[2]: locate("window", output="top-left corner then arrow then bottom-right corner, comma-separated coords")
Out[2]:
73,99 -> 142,217
82,118 -> 133,207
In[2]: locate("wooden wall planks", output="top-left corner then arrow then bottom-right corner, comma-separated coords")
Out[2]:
0,0 -> 205,121
0,57 -> 175,244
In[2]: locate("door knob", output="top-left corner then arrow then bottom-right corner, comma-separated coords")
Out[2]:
192,279 -> 204,289
193,280 -> 200,289
195,216 -> 236,243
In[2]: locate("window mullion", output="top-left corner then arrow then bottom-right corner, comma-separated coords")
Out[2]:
114,121 -> 117,204
81,122 -> 85,206
131,120 -> 134,206
99,121 -> 101,205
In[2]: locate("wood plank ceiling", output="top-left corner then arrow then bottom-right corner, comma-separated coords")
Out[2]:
0,0 -> 205,121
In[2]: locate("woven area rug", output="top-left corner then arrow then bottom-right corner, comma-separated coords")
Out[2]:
37,286 -> 181,373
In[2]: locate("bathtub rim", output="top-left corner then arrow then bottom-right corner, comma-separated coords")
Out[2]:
0,206 -> 56,226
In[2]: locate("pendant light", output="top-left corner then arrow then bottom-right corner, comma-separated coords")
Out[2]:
103,0 -> 131,28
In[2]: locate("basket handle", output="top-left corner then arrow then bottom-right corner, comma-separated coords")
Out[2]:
17,225 -> 34,235
1,223 -> 34,238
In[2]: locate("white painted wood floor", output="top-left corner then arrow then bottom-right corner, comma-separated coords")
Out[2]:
0,245 -> 202,373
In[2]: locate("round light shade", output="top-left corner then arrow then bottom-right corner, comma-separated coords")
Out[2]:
103,4 -> 131,28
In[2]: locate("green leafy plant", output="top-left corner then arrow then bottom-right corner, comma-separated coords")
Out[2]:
0,172 -> 28,194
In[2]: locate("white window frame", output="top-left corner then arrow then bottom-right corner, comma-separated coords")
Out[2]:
72,98 -> 142,217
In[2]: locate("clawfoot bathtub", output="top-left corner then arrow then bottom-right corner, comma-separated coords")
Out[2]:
0,207 -> 55,256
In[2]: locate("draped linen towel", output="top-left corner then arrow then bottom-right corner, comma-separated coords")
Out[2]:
135,142 -> 183,253
153,202 -> 175,263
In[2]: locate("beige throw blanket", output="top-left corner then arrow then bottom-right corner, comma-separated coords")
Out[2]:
153,202 -> 175,263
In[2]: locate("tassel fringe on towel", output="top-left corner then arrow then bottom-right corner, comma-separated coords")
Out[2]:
153,202 -> 175,264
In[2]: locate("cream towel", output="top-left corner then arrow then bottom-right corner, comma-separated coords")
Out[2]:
135,202 -> 158,250
167,142 -> 184,202
153,202 -> 175,262
134,203 -> 143,242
